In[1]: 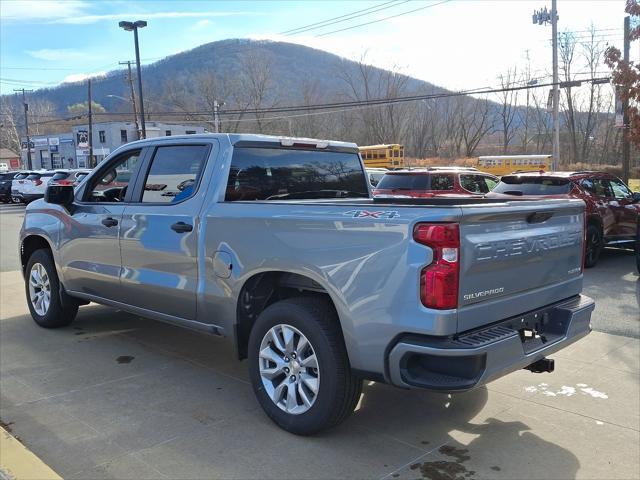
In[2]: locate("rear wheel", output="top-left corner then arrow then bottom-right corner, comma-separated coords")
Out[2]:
25,249 -> 78,328
584,224 -> 602,268
248,297 -> 362,435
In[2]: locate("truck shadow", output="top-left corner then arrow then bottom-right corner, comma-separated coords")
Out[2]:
349,382 -> 580,479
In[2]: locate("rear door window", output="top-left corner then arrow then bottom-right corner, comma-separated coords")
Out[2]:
581,178 -> 612,198
376,174 -> 430,191
460,174 -> 495,194
225,147 -> 368,201
493,177 -> 572,195
430,174 -> 454,191
608,179 -> 632,200
140,145 -> 209,203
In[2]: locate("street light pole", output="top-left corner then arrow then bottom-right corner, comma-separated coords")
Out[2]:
119,20 -> 147,139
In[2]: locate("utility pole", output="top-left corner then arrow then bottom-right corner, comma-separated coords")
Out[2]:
119,60 -> 141,139
13,88 -> 33,169
551,0 -> 560,171
532,1 -> 560,170
88,79 -> 94,168
213,100 -> 221,133
622,15 -> 631,184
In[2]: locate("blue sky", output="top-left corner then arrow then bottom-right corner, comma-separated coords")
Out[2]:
0,0 -> 631,95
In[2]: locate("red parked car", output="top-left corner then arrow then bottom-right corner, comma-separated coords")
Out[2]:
489,171 -> 640,267
373,167 -> 499,198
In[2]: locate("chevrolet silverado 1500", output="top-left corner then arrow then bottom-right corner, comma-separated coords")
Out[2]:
20,133 -> 594,434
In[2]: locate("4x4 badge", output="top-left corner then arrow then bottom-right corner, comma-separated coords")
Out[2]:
343,210 -> 400,219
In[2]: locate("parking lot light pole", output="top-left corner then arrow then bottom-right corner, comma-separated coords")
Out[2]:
118,20 -> 147,139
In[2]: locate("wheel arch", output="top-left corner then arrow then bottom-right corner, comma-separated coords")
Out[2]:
20,234 -> 54,274
234,270 -> 348,361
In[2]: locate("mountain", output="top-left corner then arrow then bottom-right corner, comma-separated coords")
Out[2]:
11,39 -> 447,116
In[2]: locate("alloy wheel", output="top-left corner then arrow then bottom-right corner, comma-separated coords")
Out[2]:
258,324 -> 320,415
28,262 -> 51,316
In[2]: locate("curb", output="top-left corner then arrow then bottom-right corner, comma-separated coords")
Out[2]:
0,426 -> 61,480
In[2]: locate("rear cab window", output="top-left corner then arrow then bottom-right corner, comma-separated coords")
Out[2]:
376,174 -> 429,191
225,147 -> 368,201
493,177 -> 572,195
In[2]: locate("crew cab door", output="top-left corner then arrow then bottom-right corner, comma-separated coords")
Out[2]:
59,148 -> 144,301
118,143 -> 212,320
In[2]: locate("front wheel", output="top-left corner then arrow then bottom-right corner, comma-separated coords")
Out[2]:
25,249 -> 78,328
584,224 -> 602,268
248,297 -> 362,435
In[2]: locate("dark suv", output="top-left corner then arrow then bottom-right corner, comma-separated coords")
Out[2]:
489,171 -> 640,267
373,167 -> 499,197
0,171 -> 20,203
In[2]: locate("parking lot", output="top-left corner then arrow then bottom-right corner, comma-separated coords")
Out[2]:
1,202 -> 638,479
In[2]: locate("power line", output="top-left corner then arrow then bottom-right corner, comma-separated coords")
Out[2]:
282,0 -> 411,36
280,0 -> 404,35
317,0 -> 453,37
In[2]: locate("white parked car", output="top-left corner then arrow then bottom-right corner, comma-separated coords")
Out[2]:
20,171 -> 56,204
11,171 -> 36,203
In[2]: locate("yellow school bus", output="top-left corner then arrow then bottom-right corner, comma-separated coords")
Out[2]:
359,144 -> 405,169
477,155 -> 551,176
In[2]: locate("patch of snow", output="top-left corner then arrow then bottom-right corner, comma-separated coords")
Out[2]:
576,383 -> 588,387
580,387 -> 608,399
558,386 -> 576,397
524,386 -> 538,393
596,421 -> 604,425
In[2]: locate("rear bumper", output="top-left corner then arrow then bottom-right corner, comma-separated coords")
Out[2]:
387,294 -> 594,391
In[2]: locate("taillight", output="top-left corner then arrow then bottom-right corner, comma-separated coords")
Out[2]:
414,223 -> 460,309
57,180 -> 73,186
33,179 -> 42,186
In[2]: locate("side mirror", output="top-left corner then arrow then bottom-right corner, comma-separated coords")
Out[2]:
632,192 -> 640,203
45,184 -> 74,207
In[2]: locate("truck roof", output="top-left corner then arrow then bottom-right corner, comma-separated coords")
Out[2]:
122,133 -> 358,150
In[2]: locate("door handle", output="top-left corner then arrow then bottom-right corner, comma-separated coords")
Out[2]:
171,221 -> 193,233
101,217 -> 118,227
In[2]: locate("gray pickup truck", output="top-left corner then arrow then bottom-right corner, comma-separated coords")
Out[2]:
20,133 -> 594,434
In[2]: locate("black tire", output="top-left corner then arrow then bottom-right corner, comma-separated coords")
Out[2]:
584,224 -> 602,268
248,297 -> 362,435
25,249 -> 78,328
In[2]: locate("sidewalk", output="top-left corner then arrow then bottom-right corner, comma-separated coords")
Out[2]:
1,269 -> 638,479
1,426 -> 61,480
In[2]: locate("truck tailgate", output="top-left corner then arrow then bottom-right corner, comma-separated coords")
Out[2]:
457,198 -> 585,332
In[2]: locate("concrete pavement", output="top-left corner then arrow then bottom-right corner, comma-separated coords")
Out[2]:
1,266 -> 639,479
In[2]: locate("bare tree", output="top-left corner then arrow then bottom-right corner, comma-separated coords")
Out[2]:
458,95 -> 495,157
497,68 -> 520,154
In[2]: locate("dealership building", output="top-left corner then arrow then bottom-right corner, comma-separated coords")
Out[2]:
21,121 -> 207,169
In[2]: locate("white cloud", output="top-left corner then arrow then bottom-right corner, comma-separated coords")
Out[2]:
190,19 -> 211,30
0,0 -> 88,21
27,49 -> 92,61
62,71 -> 107,84
53,11 -> 259,25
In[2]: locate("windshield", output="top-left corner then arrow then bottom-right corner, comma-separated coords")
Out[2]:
225,147 -> 369,201
376,174 -> 430,190
493,177 -> 572,195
